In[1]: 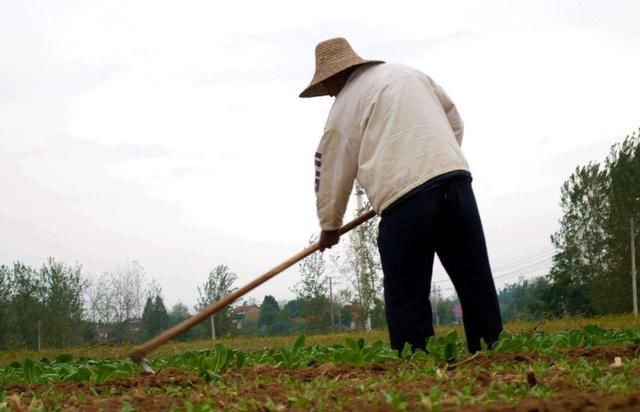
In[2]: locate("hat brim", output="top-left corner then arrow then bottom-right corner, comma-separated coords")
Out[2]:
299,60 -> 384,98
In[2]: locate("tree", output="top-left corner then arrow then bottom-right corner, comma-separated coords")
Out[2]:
0,265 -> 11,348
547,128 -> 640,316
258,295 -> 280,330
341,202 -> 382,329
546,163 -> 607,316
293,236 -> 331,332
168,303 -> 198,341
6,262 -> 45,348
256,295 -> 291,336
112,260 -> 147,324
498,277 -> 549,321
168,302 -> 191,325
87,260 -> 148,342
87,272 -> 117,325
38,258 -> 88,347
141,287 -> 169,339
283,298 -> 305,320
599,131 -> 640,314
0,260 -> 89,349
196,265 -> 238,338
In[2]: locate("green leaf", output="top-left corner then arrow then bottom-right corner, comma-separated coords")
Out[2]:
400,343 -> 413,359
120,401 -> 136,412
293,335 -> 305,354
445,329 -> 458,344
429,386 -> 442,405
23,358 -> 41,384
444,342 -> 456,362
410,349 -> 427,361
95,364 -> 118,385
66,366 -> 93,382
55,354 -> 73,363
345,338 -> 359,352
204,370 -> 220,383
235,351 -> 245,369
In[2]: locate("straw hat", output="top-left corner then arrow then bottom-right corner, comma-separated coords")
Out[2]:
299,37 -> 384,98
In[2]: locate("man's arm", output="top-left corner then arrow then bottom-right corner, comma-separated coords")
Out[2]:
433,82 -> 464,145
314,128 -> 359,250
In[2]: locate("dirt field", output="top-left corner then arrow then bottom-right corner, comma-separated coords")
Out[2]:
5,345 -> 640,411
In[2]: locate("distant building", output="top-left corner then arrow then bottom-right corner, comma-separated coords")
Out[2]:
128,318 -> 143,333
96,327 -> 111,342
290,316 -> 308,326
232,305 -> 260,329
453,304 -> 463,324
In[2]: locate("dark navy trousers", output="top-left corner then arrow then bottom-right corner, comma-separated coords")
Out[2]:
377,173 -> 503,353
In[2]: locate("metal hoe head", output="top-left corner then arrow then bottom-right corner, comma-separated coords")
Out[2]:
138,359 -> 155,374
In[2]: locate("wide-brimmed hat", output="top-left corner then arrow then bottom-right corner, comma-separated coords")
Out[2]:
299,37 -> 384,98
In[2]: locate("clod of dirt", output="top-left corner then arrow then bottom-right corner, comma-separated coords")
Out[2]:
611,356 -> 624,368
526,367 -> 537,387
474,370 -> 492,386
513,354 -> 532,363
316,362 -> 337,376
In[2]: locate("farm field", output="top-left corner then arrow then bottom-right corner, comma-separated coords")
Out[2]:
3,315 -> 640,411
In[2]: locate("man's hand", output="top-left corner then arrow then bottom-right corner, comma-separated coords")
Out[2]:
318,230 -> 340,252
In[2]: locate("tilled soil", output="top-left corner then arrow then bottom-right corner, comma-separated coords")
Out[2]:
4,345 -> 640,411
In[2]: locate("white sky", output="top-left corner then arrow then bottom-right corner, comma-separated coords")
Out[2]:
1,0 -> 639,310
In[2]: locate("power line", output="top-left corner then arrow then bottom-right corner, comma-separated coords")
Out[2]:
493,257 -> 553,279
431,249 -> 554,285
491,249 -> 555,272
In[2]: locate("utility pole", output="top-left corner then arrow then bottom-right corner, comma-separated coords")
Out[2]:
329,276 -> 335,331
632,217 -> 638,317
210,315 -> 216,340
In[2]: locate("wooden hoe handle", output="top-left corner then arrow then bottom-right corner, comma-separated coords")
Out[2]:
129,209 -> 376,363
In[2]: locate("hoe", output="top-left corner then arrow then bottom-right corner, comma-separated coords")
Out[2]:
129,210 -> 376,373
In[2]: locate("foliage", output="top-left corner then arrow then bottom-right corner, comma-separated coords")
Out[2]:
498,277 -> 549,321
196,265 -> 238,338
258,295 -> 279,329
548,128 -> 639,316
168,303 -> 199,341
0,259 -> 88,350
141,294 -> 169,339
292,236 -> 331,331
257,295 -> 293,336
4,325 -> 640,390
340,201 -> 382,329
87,260 -> 148,343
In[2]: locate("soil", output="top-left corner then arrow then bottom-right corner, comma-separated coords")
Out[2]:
4,345 -> 640,411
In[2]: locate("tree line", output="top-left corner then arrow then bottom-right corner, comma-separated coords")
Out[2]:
491,128 -> 640,321
2,128 -> 636,349
0,198 -> 389,349
545,128 -> 639,316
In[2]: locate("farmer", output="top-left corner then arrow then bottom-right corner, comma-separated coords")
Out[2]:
299,37 -> 503,353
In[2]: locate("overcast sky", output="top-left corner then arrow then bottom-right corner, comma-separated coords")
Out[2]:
1,0 -> 639,311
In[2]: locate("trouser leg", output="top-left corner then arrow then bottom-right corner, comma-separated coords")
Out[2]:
435,177 -> 503,352
377,189 -> 438,352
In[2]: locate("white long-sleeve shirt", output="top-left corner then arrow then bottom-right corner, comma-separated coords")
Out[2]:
314,63 -> 469,230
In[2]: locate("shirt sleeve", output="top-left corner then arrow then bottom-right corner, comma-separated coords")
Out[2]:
433,81 -> 464,145
314,128 -> 359,231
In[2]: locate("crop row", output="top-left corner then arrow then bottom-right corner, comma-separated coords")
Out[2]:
2,325 -> 640,388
